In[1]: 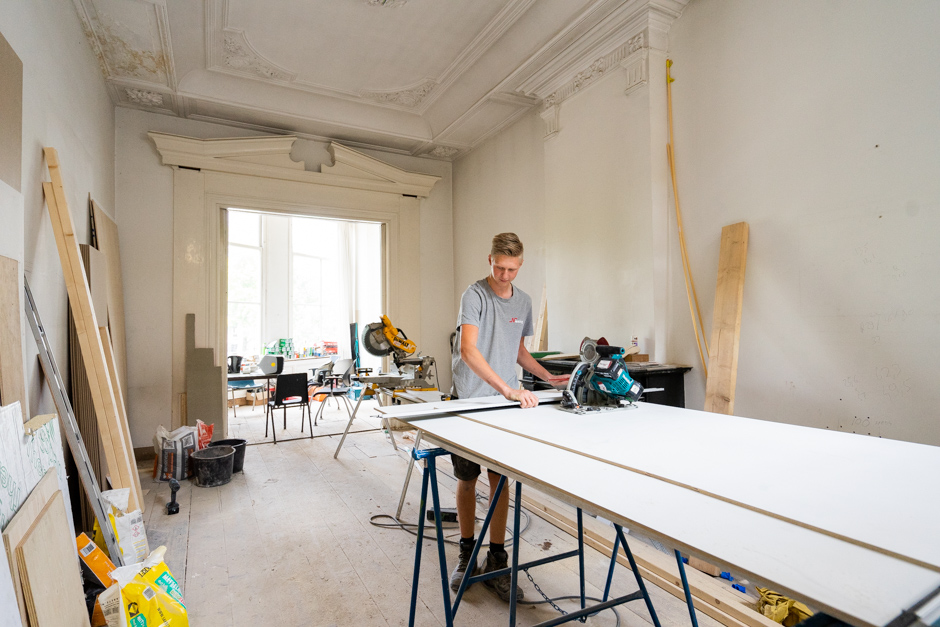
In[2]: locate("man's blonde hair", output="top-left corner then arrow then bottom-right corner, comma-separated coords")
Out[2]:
491,232 -> 524,258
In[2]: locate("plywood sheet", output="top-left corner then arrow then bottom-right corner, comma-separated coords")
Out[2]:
185,313 -> 225,432
704,222 -> 749,415
0,255 -> 26,409
42,148 -> 140,511
448,402 -> 940,572
2,469 -> 58,627
90,200 -> 128,401
409,414 -> 939,627
0,33 -> 22,192
15,491 -> 90,627
0,519 -> 20,627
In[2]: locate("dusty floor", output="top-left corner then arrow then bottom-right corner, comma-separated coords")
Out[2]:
140,402 -> 724,627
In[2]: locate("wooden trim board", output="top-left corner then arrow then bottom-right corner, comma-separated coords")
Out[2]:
100,326 -> 143,511
704,222 -> 749,415
42,147 -> 140,512
0,255 -> 26,410
15,491 -> 91,627
2,468 -> 58,627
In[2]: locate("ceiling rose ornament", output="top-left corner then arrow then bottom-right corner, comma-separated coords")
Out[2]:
366,0 -> 408,7
124,88 -> 165,107
222,32 -> 293,81
361,79 -> 436,109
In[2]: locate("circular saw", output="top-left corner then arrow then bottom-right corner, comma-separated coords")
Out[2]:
361,315 -> 437,388
560,336 -> 644,414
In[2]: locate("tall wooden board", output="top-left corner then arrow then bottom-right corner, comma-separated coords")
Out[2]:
90,200 -> 128,401
704,222 -> 749,415
41,147 -> 140,511
0,256 -> 26,409
15,491 -> 90,627
100,325 -> 141,505
2,469 -> 58,627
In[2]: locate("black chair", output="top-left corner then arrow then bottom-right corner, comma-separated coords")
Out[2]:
311,358 -> 355,426
265,373 -> 312,443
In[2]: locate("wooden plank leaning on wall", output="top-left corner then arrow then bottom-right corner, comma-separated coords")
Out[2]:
704,222 -> 749,415
42,147 -> 143,512
0,255 -> 27,410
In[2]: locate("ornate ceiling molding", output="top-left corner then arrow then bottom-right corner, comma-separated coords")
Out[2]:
366,0 -> 409,7
360,79 -> 437,109
124,88 -> 165,107
148,133 -> 440,197
542,32 -> 645,110
220,30 -> 296,82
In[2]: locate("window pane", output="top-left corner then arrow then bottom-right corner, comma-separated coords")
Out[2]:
292,255 -> 321,305
228,246 -> 261,302
292,217 -> 340,257
228,303 -> 261,357
292,304 -> 321,348
229,210 -> 260,246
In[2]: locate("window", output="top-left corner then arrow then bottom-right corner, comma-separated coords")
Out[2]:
227,211 -> 263,357
290,217 -> 334,350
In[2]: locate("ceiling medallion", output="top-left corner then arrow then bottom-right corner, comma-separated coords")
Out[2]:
366,0 -> 408,7
124,88 -> 165,107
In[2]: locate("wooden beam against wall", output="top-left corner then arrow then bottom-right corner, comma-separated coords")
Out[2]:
704,222 -> 749,415
0,255 -> 27,410
41,147 -> 142,512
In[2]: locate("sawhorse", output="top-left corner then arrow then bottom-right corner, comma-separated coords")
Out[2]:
407,447 -> 701,627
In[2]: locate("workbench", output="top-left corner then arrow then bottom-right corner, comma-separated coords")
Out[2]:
378,393 -> 940,627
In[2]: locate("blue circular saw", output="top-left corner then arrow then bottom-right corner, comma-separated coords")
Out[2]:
560,337 -> 644,414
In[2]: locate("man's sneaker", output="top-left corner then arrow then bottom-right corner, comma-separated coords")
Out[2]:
450,544 -> 478,593
482,549 -> 524,602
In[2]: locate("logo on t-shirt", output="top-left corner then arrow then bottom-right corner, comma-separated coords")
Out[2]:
509,318 -> 523,324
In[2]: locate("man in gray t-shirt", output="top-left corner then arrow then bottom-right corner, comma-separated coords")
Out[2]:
448,233 -> 568,602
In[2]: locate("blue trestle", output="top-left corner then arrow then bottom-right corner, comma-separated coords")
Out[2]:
407,446 -> 670,627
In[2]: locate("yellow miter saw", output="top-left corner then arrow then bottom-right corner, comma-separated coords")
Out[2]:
361,315 -> 437,389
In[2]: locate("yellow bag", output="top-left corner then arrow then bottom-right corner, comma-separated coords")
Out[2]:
99,547 -> 188,627
757,587 -> 813,627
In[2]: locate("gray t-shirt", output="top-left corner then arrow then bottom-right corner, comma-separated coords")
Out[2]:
451,279 -> 534,399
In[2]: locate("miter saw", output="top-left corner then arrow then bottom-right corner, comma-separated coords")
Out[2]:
361,315 -> 437,389
559,337 -> 644,415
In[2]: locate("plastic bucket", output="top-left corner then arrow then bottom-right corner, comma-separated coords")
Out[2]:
192,446 -> 235,487
210,438 -> 247,473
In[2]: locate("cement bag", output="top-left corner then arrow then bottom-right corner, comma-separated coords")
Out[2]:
93,489 -> 150,564
153,425 -> 197,481
99,546 -> 188,627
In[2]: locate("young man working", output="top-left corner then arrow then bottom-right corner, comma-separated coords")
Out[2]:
449,232 -> 569,601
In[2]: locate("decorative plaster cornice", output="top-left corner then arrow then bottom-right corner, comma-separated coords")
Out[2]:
542,32 -> 645,110
540,106 -> 560,140
148,133 -> 440,197
221,30 -> 296,82
124,88 -> 165,107
620,48 -> 649,95
361,79 -> 437,109
366,0 -> 408,7
427,146 -> 460,159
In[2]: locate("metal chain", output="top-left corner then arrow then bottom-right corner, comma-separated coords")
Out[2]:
523,569 -> 588,623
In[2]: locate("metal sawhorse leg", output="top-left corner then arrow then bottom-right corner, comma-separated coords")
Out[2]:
408,447 -> 664,627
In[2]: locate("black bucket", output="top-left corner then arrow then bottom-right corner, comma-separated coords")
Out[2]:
192,446 -> 235,488
210,438 -> 247,473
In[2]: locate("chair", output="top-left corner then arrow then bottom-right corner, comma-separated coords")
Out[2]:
311,358 -> 356,426
265,373 -> 312,443
228,379 -> 264,417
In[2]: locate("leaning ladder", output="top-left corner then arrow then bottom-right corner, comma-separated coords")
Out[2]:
24,278 -> 123,565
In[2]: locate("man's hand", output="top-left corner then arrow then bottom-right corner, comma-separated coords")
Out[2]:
505,388 -> 539,408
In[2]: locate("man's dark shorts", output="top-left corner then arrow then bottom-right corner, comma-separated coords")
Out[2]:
451,453 -> 483,481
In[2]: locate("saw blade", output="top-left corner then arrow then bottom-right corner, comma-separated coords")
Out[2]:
362,322 -> 391,357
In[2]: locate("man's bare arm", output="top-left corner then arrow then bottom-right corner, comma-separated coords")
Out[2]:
516,339 -> 570,386
460,325 -> 539,408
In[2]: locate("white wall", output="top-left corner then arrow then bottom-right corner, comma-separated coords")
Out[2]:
452,108 -> 547,336
115,108 -> 455,442
453,2 -> 940,446
0,0 -> 115,418
666,0 -> 940,445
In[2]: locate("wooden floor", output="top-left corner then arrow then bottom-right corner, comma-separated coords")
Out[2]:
140,402 -> 723,627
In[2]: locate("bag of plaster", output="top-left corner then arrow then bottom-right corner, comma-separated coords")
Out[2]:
99,546 -> 188,627
196,419 -> 214,450
92,488 -> 150,564
153,424 -> 197,481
